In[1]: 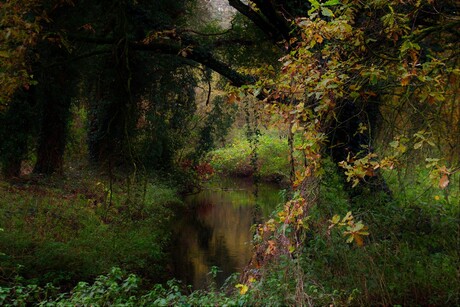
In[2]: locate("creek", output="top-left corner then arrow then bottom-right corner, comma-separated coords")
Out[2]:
172,177 -> 283,289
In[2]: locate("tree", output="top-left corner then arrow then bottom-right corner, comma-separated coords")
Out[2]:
1,0 -> 458,183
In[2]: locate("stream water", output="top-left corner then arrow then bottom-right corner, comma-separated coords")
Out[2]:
173,177 -> 282,289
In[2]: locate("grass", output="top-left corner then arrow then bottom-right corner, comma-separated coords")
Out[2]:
0,170 -> 182,289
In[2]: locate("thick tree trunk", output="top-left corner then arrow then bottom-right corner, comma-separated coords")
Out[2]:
328,100 -> 392,197
33,84 -> 72,174
0,88 -> 36,178
88,49 -> 136,167
33,59 -> 73,175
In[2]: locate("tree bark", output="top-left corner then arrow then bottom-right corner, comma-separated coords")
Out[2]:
0,88 -> 36,178
33,51 -> 73,175
33,80 -> 72,174
328,99 -> 392,198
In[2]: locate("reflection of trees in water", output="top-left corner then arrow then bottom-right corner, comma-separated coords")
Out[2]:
172,179 -> 280,289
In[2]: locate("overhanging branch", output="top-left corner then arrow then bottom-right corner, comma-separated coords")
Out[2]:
69,34 -> 256,87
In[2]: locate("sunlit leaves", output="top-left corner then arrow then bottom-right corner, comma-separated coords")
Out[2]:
339,153 -> 379,187
235,283 -> 249,295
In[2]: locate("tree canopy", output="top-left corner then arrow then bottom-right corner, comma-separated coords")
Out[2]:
0,0 -> 458,184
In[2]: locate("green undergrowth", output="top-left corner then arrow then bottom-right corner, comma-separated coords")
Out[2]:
246,159 -> 459,305
0,267 -> 248,306
1,159 -> 458,306
0,172 -> 182,290
208,131 -> 292,183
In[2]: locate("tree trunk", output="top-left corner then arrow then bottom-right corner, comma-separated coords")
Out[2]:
328,99 -> 392,198
33,89 -> 71,174
0,88 -> 37,178
33,64 -> 73,175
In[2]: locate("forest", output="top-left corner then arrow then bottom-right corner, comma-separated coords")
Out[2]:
0,0 -> 459,305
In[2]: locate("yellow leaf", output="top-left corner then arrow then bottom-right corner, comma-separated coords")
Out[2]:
342,211 -> 353,222
235,284 -> 249,295
291,122 -> 298,133
314,33 -> 323,43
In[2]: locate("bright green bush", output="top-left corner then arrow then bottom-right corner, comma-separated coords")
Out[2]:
209,131 -> 291,182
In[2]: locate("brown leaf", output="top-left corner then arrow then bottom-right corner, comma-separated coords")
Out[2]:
439,174 -> 449,189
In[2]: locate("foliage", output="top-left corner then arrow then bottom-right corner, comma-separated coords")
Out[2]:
0,267 -> 248,306
209,130 -> 292,182
0,175 -> 180,288
0,0 -> 41,106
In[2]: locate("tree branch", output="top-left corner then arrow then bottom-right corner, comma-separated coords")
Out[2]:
68,34 -> 256,87
228,0 -> 282,42
132,40 -> 256,87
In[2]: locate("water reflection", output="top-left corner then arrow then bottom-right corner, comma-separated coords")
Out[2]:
173,177 -> 281,289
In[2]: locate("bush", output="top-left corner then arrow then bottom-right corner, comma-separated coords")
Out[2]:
209,131 -> 291,182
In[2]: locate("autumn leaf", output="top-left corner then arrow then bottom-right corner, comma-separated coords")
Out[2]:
439,174 -> 449,189
401,75 -> 411,86
227,93 -> 237,103
354,234 -> 364,247
235,284 -> 249,295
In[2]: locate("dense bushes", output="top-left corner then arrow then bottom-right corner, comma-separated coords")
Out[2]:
208,131 -> 291,183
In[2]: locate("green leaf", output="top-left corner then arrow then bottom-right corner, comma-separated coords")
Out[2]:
350,91 -> 360,99
308,0 -> 321,15
323,0 -> 341,6
321,7 -> 334,17
331,214 -> 340,224
369,74 -> 378,85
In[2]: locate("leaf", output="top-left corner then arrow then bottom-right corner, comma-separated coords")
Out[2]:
331,214 -> 340,224
0,51 -> 10,58
354,234 -> 364,247
314,34 -> 324,43
323,0 -> 341,6
439,174 -> 449,189
228,93 -> 237,103
235,284 -> 249,295
291,122 -> 298,133
321,7 -> 334,17
342,211 -> 353,222
350,91 -> 360,99
401,75 -> 411,86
